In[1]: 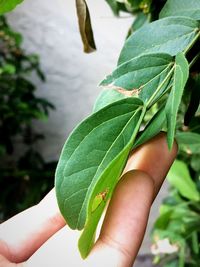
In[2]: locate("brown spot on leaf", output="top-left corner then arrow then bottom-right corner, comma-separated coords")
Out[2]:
103,85 -> 143,97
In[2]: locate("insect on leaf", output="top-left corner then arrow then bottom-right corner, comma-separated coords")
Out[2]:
165,52 -> 189,149
75,0 -> 96,53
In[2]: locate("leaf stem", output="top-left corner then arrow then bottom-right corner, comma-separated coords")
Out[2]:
146,64 -> 175,108
184,30 -> 200,55
189,51 -> 200,69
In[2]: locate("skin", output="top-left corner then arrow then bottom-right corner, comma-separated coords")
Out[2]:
0,133 -> 177,267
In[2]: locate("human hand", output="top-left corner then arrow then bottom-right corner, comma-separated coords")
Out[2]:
0,133 -> 177,267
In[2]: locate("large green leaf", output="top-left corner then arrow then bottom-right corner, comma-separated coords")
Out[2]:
165,53 -> 189,149
118,17 -> 199,65
75,0 -> 96,53
55,97 -> 144,231
167,160 -> 200,201
160,0 -> 200,20
0,0 -> 23,14
79,102 -> 146,258
100,53 -> 173,103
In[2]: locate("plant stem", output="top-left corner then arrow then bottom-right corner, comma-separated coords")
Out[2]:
146,64 -> 175,108
184,30 -> 200,55
189,51 -> 200,69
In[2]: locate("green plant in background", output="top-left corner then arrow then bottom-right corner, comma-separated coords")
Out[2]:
1,0 -> 200,266
0,16 -> 56,220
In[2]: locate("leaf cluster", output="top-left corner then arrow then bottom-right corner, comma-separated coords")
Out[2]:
55,0 -> 200,259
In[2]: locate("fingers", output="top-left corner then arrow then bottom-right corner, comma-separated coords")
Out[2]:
0,133 -> 177,267
88,133 -> 177,267
0,189 -> 65,263
124,132 -> 178,196
0,254 -> 24,267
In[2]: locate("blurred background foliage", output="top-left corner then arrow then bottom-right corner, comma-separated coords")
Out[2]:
0,16 -> 57,221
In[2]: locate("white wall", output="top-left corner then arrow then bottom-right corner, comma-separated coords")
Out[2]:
8,0 -> 168,255
8,0 -> 133,161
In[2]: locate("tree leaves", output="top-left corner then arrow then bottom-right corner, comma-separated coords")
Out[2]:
55,98 -> 144,231
167,160 -> 200,201
160,0 -> 200,20
75,0 -> 96,53
165,52 -> 189,149
118,17 -> 199,65
0,0 -> 23,15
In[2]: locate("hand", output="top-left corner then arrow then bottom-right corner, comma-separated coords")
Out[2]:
0,133 -> 177,267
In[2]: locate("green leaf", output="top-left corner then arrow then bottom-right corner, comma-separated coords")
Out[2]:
165,52 -> 189,149
101,53 -> 173,103
105,0 -> 120,16
93,88 -> 127,113
118,17 -> 199,65
127,12 -> 149,37
176,132 -> 200,154
154,209 -> 173,229
55,98 -> 144,231
75,0 -> 96,53
78,102 -> 146,258
160,0 -> 200,20
167,160 -> 200,201
134,106 -> 166,148
0,0 -> 23,15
